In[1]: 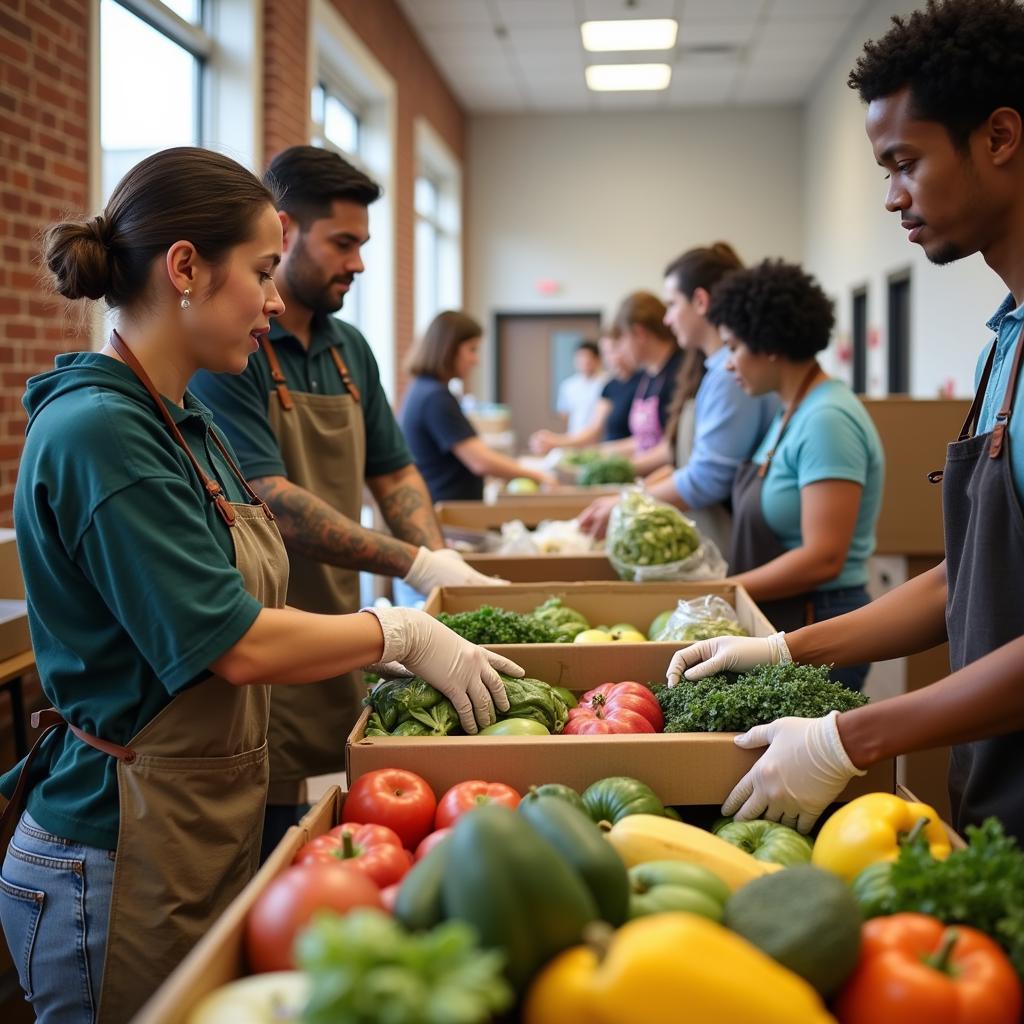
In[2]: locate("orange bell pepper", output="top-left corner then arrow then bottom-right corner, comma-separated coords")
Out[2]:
834,913 -> 1021,1024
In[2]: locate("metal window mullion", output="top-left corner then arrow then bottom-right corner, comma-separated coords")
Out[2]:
115,0 -> 213,60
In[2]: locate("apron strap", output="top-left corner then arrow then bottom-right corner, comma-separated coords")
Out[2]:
329,346 -> 361,404
990,333 -> 1024,460
109,331 -> 237,527
260,335 -> 294,411
757,362 -> 822,479
206,431 -> 275,521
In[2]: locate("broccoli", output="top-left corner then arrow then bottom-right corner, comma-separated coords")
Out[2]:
437,606 -> 558,645
653,663 -> 868,733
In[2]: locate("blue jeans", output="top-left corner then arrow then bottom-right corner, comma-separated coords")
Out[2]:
812,585 -> 872,692
0,812 -> 115,1024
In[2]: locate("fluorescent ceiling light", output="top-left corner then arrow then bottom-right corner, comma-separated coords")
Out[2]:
585,63 -> 672,92
581,19 -> 678,52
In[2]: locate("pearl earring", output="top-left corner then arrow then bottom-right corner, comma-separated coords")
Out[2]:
180,288 -> 192,310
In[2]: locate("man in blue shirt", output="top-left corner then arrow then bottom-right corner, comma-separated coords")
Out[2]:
670,0 -> 1024,842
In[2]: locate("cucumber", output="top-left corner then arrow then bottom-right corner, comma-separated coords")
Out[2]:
519,793 -> 630,926
393,837 -> 449,931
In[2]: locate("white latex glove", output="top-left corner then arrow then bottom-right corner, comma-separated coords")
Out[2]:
722,711 -> 866,833
666,631 -> 792,686
403,546 -> 509,592
362,606 -> 523,734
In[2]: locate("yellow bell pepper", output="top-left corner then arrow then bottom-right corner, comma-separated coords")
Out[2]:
811,792 -> 951,882
522,913 -> 835,1024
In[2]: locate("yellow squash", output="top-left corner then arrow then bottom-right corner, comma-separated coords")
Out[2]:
602,814 -> 780,891
811,792 -> 951,882
522,913 -> 836,1024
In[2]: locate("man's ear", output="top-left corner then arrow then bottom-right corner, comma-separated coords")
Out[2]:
691,286 -> 711,317
279,211 -> 299,253
986,106 -> 1023,168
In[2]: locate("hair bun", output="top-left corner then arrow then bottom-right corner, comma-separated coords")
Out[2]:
42,216 -> 114,301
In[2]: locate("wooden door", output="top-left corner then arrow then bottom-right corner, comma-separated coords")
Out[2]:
494,312 -> 603,447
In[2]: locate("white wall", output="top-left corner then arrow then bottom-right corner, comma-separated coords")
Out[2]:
467,108 -> 804,399
804,0 -> 1005,397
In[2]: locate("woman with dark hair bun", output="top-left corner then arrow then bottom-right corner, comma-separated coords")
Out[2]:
0,148 -> 521,1023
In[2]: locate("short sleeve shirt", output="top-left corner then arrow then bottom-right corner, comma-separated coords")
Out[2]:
753,379 -> 885,590
189,316 -> 411,481
1,354 -> 264,849
398,376 -> 482,502
601,373 -> 641,441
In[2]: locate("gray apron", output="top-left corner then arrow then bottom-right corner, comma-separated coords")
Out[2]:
729,365 -> 822,634
260,335 -> 367,804
1,331 -> 289,1021
939,335 -> 1024,837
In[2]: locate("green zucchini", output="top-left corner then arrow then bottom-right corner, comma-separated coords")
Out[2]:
393,837 -> 449,931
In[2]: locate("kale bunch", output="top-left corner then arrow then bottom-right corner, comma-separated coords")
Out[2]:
437,606 -> 558,644
654,662 -> 868,733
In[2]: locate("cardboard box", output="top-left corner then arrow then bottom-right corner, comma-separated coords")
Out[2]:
348,640 -> 894,805
0,530 -> 28,661
465,551 -> 619,582
435,497 -> 595,531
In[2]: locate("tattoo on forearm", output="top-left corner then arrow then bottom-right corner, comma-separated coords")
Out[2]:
252,476 -> 414,576
372,470 -> 445,549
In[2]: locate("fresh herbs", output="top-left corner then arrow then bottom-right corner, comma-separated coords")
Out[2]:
437,606 -> 558,645
578,455 -> 635,486
654,663 -> 868,733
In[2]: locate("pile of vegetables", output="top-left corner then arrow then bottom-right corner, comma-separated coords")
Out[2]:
531,597 -> 590,641
655,663 -> 869,733
607,488 -> 700,578
578,454 -> 635,486
436,605 -> 558,644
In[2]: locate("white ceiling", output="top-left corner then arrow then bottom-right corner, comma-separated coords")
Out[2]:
396,0 -> 874,112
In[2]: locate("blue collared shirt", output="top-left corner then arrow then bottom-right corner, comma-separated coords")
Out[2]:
975,295 -> 1024,507
672,346 -> 779,509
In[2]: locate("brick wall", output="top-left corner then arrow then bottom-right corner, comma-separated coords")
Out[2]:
263,0 -> 310,160
0,0 -> 91,525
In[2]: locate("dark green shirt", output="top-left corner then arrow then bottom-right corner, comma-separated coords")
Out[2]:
189,316 -> 411,481
1,353 -> 263,850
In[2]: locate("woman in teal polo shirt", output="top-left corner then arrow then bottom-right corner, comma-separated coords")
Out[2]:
0,147 -> 520,1024
709,260 -> 884,691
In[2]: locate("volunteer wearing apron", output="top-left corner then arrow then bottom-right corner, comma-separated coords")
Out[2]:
0,149 -> 521,1024
667,0 -> 1024,839
191,147 -> 506,851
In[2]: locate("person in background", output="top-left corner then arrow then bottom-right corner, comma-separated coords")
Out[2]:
580,244 -> 777,556
400,310 -> 555,502
555,340 -> 608,436
0,147 -> 521,1024
529,326 -> 640,453
190,147 -> 506,856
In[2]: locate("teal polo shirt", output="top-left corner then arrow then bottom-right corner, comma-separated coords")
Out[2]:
0,353 -> 264,850
976,296 -> 1024,507
189,316 -> 411,481
753,379 -> 885,590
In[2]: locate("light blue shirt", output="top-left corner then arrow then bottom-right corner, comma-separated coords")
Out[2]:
975,296 -> 1024,507
672,346 -> 779,509
753,379 -> 885,590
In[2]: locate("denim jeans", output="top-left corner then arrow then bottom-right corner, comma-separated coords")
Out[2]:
812,585 -> 872,692
0,812 -> 115,1024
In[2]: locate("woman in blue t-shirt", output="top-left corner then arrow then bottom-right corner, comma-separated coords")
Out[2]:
400,311 -> 552,502
711,261 -> 885,691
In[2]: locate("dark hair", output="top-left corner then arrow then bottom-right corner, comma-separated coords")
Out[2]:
576,340 -> 600,358
663,242 -> 743,299
612,291 -> 676,344
664,349 -> 707,457
407,310 -> 482,379
848,0 -> 1024,149
43,147 -> 278,307
708,260 -> 835,361
267,145 -> 382,227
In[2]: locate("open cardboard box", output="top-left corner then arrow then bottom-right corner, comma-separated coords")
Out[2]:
348,636 -> 895,805
138,782 -> 957,1022
435,497 -> 596,530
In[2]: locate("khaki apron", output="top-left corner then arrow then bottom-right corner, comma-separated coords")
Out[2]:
261,336 -> 367,803
0,331 -> 289,1021
674,396 -> 734,560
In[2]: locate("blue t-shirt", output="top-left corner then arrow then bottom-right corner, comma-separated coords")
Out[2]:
399,376 -> 482,502
601,373 -> 641,441
753,379 -> 885,590
975,296 -> 1024,508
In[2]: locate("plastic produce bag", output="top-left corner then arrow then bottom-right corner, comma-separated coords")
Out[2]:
607,487 -> 727,582
653,594 -> 748,642
530,518 -> 600,554
494,519 -> 539,555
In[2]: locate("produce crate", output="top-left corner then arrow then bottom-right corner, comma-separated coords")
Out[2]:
435,496 -> 595,530
465,551 -> 619,583
347,641 -> 894,806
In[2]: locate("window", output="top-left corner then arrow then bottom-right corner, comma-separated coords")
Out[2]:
851,286 -> 868,395
311,83 -> 361,158
887,270 -> 912,394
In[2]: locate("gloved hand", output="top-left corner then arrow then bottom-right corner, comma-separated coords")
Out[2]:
721,711 -> 866,833
666,632 -> 792,686
403,546 -> 509,593
362,605 -> 523,734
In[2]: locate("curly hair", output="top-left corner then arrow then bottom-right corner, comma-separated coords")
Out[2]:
707,260 -> 835,361
848,0 -> 1024,148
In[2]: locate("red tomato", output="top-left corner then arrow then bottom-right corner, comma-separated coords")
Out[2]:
574,681 -> 663,732
414,827 -> 452,861
294,822 -> 413,888
342,769 -> 437,849
563,705 -> 656,734
379,883 -> 400,914
434,781 -> 521,829
245,862 -> 382,973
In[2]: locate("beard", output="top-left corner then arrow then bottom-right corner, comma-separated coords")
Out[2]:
283,235 -> 352,314
925,240 -> 966,266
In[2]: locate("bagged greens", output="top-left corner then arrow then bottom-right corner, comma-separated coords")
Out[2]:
653,595 -> 749,642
